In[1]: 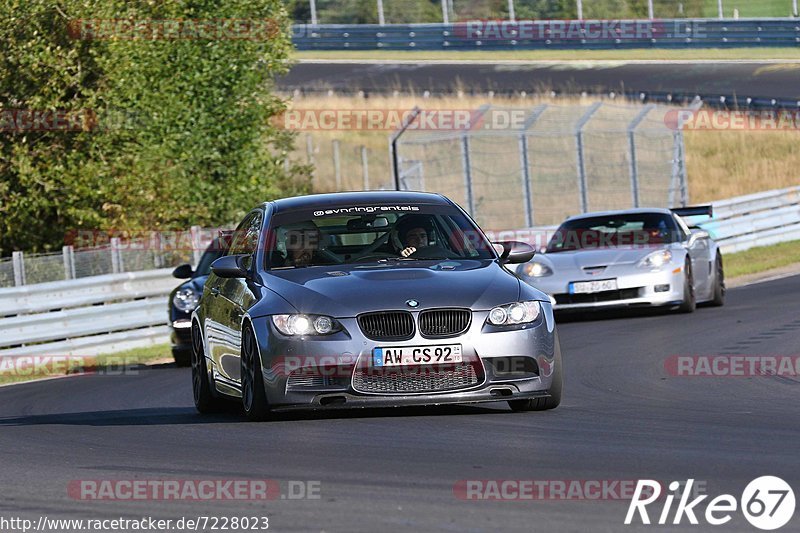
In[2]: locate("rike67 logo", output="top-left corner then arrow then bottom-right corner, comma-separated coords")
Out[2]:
625,477 -> 795,530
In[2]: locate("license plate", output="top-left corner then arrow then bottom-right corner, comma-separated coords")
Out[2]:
373,345 -> 463,367
569,279 -> 618,294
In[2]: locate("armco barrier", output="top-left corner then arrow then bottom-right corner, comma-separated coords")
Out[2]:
700,186 -> 800,253
292,19 -> 800,51
0,186 -> 797,357
0,269 -> 176,358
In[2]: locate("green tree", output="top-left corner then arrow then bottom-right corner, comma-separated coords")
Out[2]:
0,0 -> 308,256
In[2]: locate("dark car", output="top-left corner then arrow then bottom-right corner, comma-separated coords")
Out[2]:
168,238 -> 225,365
191,191 -> 562,421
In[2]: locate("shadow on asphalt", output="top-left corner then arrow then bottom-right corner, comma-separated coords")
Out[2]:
555,306 -> 682,323
0,402 -> 520,427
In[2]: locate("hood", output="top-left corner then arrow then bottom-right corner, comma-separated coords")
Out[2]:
261,260 -> 520,317
538,245 -> 667,270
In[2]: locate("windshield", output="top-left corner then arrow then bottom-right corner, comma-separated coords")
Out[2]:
265,205 -> 495,269
194,239 -> 226,276
547,213 -> 681,253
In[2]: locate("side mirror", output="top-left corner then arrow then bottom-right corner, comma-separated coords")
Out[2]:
494,241 -> 535,264
687,229 -> 709,247
172,263 -> 193,279
210,254 -> 250,279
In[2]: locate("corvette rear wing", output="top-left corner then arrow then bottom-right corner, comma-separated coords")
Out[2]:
670,205 -> 713,218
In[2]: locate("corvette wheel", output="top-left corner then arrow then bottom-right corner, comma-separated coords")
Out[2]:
709,252 -> 725,307
241,325 -> 272,422
508,333 -> 563,412
678,258 -> 696,313
191,322 -> 226,413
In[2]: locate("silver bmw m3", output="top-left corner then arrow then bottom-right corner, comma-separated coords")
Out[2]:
191,191 -> 562,420
517,207 -> 725,313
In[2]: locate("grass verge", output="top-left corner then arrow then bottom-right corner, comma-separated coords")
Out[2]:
0,343 -> 172,386
293,48 -> 800,62
724,239 -> 800,278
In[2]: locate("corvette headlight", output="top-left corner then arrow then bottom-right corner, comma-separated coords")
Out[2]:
521,261 -> 553,277
272,314 -> 341,336
487,301 -> 541,326
639,250 -> 673,269
173,287 -> 199,312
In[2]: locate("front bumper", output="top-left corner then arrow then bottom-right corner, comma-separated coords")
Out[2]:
170,319 -> 192,355
521,265 -> 685,311
248,306 -> 558,409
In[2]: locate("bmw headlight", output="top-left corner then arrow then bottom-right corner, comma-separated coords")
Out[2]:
521,261 -> 553,277
272,314 -> 341,336
173,287 -> 199,312
639,250 -> 673,269
487,301 -> 541,326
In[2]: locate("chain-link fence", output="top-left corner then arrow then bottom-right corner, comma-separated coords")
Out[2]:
296,134 -> 395,192
394,102 -> 687,229
0,228 -> 215,288
292,0 -> 799,24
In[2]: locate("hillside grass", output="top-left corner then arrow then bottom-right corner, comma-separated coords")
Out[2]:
703,0 -> 797,18
287,93 -> 800,204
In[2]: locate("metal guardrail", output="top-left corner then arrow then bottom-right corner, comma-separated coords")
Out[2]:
0,269 -> 176,358
292,19 -> 800,50
700,186 -> 800,253
1,186 -> 797,358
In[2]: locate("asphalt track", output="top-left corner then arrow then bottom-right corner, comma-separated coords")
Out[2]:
1,274 -> 799,532
279,60 -> 800,102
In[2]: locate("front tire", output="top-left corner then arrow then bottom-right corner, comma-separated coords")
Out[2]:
241,324 -> 272,422
678,258 -> 696,313
508,333 -> 563,412
191,322 -> 227,413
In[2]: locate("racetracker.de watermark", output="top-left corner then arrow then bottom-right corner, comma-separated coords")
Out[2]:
452,20 -> 705,40
665,110 -> 800,131
0,109 -> 139,132
0,356 -> 140,378
454,479 -> 667,501
665,355 -> 800,377
277,108 -> 536,131
68,18 -> 280,41
68,479 -> 320,501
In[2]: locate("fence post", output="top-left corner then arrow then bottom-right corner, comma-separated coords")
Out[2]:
507,0 -> 515,21
574,102 -> 602,213
677,130 -> 689,206
110,237 -> 122,273
518,104 -> 548,227
460,134 -> 475,216
332,140 -> 342,191
305,134 -> 315,165
12,251 -> 26,286
309,0 -> 318,25
377,0 -> 385,25
361,146 -> 370,190
627,104 -> 654,209
441,0 -> 449,24
62,245 -> 76,280
669,131 -> 689,207
389,106 -> 421,190
191,225 -> 202,267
